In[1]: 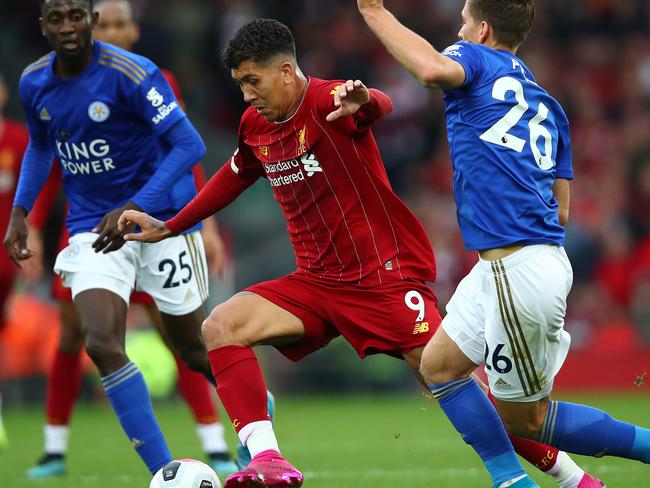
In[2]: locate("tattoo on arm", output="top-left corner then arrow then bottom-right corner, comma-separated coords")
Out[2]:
149,216 -> 165,230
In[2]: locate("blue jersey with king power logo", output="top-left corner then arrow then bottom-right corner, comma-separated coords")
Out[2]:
441,41 -> 573,251
18,41 -> 199,235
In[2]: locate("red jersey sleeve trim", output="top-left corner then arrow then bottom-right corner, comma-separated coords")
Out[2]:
355,88 -> 393,126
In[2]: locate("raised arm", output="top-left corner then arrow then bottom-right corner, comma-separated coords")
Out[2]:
325,79 -> 392,123
357,1 -> 465,89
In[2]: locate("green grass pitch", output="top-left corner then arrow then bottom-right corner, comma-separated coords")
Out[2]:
3,393 -> 648,487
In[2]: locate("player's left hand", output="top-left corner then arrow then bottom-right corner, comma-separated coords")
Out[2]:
326,79 -> 371,122
92,201 -> 142,254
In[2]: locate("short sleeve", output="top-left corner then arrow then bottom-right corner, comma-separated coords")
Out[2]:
130,65 -> 186,135
441,41 -> 486,89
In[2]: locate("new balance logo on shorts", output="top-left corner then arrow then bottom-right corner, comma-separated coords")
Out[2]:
412,322 -> 429,334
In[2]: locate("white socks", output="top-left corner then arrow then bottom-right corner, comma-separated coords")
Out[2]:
197,422 -> 228,454
547,451 -> 585,488
237,420 -> 279,458
44,424 -> 70,454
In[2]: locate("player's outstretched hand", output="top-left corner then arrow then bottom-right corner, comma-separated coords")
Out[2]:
3,207 -> 35,268
92,201 -> 142,254
326,79 -> 371,122
118,210 -> 172,243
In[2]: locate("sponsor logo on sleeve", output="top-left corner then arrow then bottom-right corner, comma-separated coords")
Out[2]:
442,44 -> 463,57
88,101 -> 110,122
147,86 -> 179,125
146,87 -> 164,107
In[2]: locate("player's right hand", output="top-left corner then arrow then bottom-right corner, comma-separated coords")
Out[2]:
20,227 -> 45,282
3,207 -> 35,268
118,210 -> 172,243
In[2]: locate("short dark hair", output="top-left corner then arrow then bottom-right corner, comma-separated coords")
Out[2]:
467,0 -> 535,49
40,0 -> 94,12
223,19 -> 296,70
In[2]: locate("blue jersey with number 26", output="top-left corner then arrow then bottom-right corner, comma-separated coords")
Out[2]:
441,41 -> 573,251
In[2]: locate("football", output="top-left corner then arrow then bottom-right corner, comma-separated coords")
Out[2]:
149,459 -> 222,488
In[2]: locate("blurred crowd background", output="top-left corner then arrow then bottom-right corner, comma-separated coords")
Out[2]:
1,0 -> 649,400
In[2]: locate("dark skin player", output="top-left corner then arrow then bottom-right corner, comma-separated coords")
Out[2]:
3,0 -> 212,380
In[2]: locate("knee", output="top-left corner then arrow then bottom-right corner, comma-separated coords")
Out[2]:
501,415 -> 543,440
497,402 -> 548,440
419,342 -> 465,386
84,331 -> 125,369
201,306 -> 244,349
59,322 -> 84,353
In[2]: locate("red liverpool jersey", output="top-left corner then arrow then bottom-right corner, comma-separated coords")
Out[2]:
168,77 -> 436,285
0,118 -> 29,275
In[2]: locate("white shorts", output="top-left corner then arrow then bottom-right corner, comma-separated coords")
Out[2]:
442,244 -> 572,402
54,231 -> 209,315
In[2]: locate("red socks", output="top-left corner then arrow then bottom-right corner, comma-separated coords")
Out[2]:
174,354 -> 218,424
508,432 -> 559,472
487,390 -> 559,472
208,346 -> 269,432
46,350 -> 83,425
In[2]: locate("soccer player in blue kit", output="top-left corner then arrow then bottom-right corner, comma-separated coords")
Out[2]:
3,0 -> 210,475
358,0 -> 650,487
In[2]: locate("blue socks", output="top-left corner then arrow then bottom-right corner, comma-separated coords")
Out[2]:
430,378 -> 527,487
539,401 -> 650,463
102,362 -> 172,474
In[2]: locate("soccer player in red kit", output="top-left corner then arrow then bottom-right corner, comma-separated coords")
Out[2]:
120,18 -> 441,488
119,19 -> 594,488
0,72 -> 30,451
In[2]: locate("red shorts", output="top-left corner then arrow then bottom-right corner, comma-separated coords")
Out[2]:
52,226 -> 154,305
246,272 -> 441,362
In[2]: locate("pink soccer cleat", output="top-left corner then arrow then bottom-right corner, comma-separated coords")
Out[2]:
224,450 -> 303,488
577,472 -> 606,488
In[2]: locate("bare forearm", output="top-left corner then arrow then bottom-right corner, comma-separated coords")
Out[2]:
360,6 -> 460,89
553,178 -> 570,226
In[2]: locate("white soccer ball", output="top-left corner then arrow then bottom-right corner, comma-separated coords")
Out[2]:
150,459 -> 222,488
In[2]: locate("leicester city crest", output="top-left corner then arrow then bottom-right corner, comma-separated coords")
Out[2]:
88,101 -> 110,122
